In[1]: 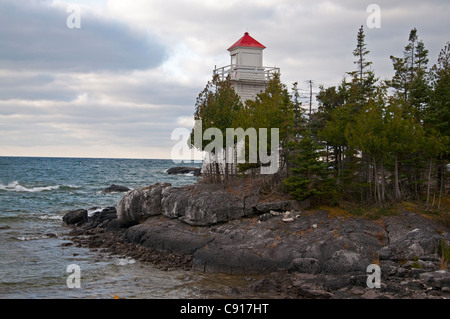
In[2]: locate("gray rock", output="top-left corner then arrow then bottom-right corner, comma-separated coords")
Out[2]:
258,213 -> 273,222
125,219 -> 214,255
161,186 -> 190,219
116,183 -> 171,226
243,187 -> 260,217
290,258 -> 322,274
379,228 -> 442,261
255,199 -> 310,214
249,278 -> 278,293
85,207 -> 117,229
180,186 -> 244,226
327,250 -> 370,274
167,166 -> 201,176
63,209 -> 88,225
101,184 -> 130,193
419,270 -> 450,288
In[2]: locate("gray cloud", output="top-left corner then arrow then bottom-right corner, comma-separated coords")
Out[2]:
0,0 -> 449,159
0,0 -> 167,72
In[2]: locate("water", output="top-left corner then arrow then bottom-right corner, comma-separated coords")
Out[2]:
0,157 -> 258,299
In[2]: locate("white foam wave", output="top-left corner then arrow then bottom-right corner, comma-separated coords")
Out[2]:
16,235 -> 50,241
87,207 -> 104,217
0,181 -> 61,193
115,257 -> 136,266
39,214 -> 63,220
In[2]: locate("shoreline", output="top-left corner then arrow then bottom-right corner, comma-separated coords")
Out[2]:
63,182 -> 450,299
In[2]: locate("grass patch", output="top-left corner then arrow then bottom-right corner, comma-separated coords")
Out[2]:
318,205 -> 353,219
316,202 -> 400,220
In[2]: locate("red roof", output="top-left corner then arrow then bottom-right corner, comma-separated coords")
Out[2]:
228,32 -> 266,50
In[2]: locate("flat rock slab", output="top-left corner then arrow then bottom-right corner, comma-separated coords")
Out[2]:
124,212 -> 389,275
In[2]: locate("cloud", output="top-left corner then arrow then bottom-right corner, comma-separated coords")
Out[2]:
0,0 -> 449,159
0,0 -> 167,72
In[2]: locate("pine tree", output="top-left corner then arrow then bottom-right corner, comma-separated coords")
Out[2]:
388,28 -> 431,121
284,131 -> 333,204
426,43 -> 450,203
190,74 -> 243,181
427,43 -> 450,138
241,73 -> 294,171
347,25 -> 378,109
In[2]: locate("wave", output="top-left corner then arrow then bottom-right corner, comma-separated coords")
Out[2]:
115,257 -> 136,266
0,181 -> 79,193
15,235 -> 51,241
38,214 -> 63,220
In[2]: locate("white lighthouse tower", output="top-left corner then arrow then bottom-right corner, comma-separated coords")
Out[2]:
201,33 -> 281,178
214,32 -> 280,102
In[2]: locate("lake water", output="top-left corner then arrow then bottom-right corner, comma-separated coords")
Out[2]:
0,157 -> 259,299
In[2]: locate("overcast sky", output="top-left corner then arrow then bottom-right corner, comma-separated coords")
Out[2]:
0,0 -> 449,159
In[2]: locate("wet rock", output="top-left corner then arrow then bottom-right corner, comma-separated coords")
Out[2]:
125,219 -> 214,256
101,184 -> 130,193
63,209 -> 88,225
167,167 -> 201,176
85,207 -> 117,229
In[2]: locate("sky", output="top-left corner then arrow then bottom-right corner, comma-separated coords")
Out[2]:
0,0 -> 449,160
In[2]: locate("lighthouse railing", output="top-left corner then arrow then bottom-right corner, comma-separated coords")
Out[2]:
213,65 -> 280,82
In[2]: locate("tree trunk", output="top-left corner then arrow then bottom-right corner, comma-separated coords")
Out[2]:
394,154 -> 401,201
380,156 -> 385,203
426,158 -> 432,203
373,156 -> 380,204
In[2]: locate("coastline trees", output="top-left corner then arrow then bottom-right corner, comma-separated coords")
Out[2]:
190,27 -> 448,208
291,26 -> 448,206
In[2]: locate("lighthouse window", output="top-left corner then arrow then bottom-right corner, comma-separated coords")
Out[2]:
231,54 -> 237,66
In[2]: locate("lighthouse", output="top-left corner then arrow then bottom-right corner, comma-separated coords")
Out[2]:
214,32 -> 280,102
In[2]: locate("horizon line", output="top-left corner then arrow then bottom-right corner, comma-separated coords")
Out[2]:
0,155 -> 203,162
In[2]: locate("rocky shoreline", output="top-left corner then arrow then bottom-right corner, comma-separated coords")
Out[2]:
63,182 -> 450,299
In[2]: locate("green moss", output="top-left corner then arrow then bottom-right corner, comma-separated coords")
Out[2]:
411,256 -> 422,269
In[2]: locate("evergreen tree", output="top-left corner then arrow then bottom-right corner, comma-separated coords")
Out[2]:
190,74 -> 244,181
347,25 -> 378,109
284,130 -> 333,204
388,28 -> 431,120
427,43 -> 450,138
240,73 -> 294,171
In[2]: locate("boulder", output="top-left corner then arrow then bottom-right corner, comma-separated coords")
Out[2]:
63,209 -> 88,225
327,250 -> 370,274
379,228 -> 442,261
161,186 -> 190,219
180,186 -> 244,226
167,167 -> 201,176
85,207 -> 117,228
116,183 -> 171,226
101,184 -> 130,193
125,219 -> 214,255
